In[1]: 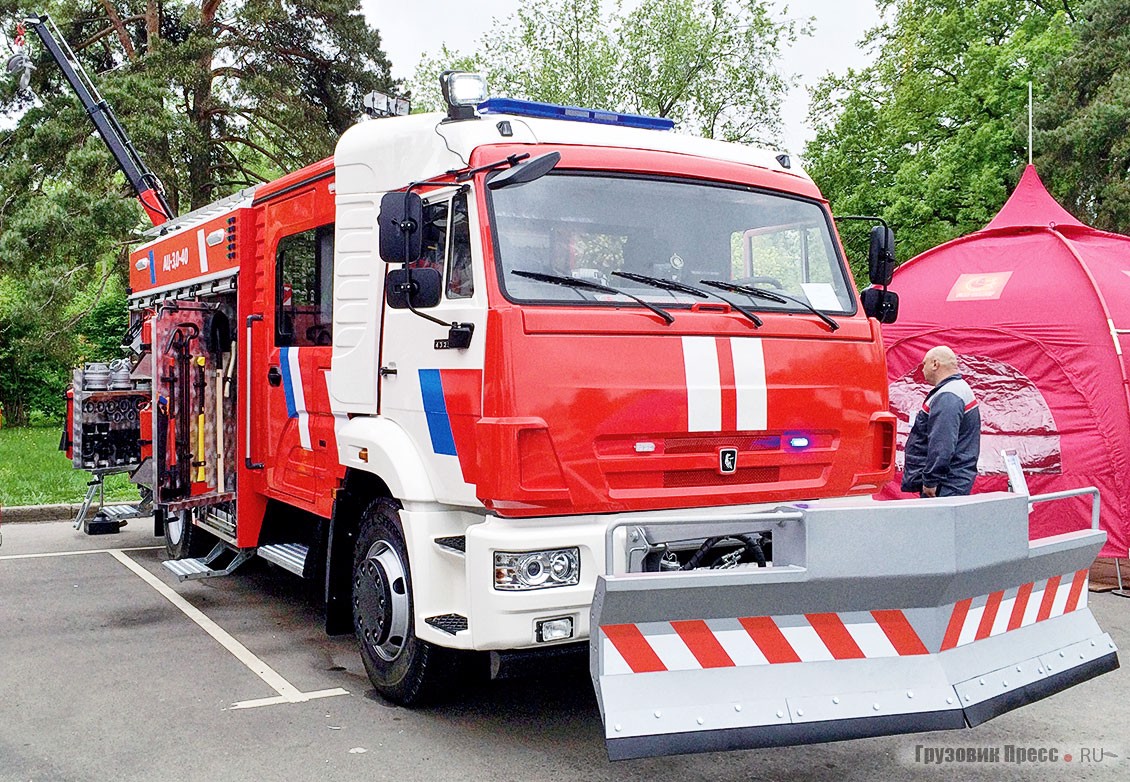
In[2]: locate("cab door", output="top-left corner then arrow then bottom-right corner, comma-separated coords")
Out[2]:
378,188 -> 487,505
259,186 -> 336,507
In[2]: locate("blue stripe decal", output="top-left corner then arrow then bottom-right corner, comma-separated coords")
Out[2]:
147,250 -> 156,284
419,369 -> 457,456
279,347 -> 298,419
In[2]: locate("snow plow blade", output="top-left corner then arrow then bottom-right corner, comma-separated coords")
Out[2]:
591,492 -> 1118,760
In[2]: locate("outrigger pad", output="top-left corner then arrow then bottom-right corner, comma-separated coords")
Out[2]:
590,493 -> 1119,761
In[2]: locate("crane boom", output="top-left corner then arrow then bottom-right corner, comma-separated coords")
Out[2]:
25,14 -> 172,226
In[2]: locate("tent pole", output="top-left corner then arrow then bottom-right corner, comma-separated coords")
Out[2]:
1114,557 -> 1130,599
1028,82 -> 1033,166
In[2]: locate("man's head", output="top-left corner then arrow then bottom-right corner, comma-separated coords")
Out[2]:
923,345 -> 960,386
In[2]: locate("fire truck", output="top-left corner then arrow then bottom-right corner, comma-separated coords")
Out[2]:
28,14 -> 1116,759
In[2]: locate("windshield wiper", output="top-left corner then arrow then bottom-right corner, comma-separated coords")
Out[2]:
511,270 -> 674,324
699,280 -> 840,332
612,271 -> 762,328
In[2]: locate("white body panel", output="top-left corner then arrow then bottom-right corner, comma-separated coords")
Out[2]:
335,416 -> 436,501
409,501 -> 792,651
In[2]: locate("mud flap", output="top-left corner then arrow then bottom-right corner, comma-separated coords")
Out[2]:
590,493 -> 1119,760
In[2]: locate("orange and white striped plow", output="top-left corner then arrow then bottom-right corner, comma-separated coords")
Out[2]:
591,493 -> 1119,760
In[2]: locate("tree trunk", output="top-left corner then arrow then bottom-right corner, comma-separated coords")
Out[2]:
188,1 -> 221,209
145,0 -> 160,49
0,399 -> 28,428
99,0 -> 137,60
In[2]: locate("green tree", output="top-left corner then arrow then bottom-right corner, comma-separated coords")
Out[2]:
411,0 -> 803,145
0,0 -> 395,423
1035,0 -> 1130,232
803,0 -> 1074,278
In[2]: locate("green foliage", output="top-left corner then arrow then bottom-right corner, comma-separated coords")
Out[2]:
1035,1 -> 1130,232
0,424 -> 137,505
803,0 -> 1074,279
617,0 -> 800,143
411,0 -> 804,145
0,0 -> 394,425
72,270 -> 130,363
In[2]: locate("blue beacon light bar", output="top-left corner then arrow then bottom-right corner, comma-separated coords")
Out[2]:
478,97 -> 675,131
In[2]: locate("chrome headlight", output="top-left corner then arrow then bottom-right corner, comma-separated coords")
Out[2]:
494,548 -> 580,591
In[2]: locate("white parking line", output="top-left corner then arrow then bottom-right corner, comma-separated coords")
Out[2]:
0,546 -> 163,560
1,545 -> 347,709
106,550 -> 349,709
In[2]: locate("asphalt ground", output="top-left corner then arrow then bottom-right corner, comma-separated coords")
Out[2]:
0,519 -> 1127,782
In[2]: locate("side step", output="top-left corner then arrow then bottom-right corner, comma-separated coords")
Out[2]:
162,542 -> 253,582
97,504 -> 150,521
161,542 -> 310,582
84,504 -> 148,535
257,543 -> 309,577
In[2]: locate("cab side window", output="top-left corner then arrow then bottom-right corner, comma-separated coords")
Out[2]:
447,192 -> 473,298
411,201 -> 449,276
276,224 -> 334,346
412,192 -> 473,300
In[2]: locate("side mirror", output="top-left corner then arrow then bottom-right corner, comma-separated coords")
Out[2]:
868,225 -> 896,286
861,286 -> 899,323
379,191 -> 424,263
386,267 -> 442,309
486,152 -> 561,190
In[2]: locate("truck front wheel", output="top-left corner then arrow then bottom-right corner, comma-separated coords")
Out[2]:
352,499 -> 459,705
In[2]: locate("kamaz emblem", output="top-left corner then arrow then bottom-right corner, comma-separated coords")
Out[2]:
719,447 -> 738,474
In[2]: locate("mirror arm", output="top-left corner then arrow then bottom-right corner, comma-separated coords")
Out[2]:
386,179 -> 481,347
834,214 -> 891,232
393,267 -> 476,348
454,153 -> 529,183
393,265 -> 450,327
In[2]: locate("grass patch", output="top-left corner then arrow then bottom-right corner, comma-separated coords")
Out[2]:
0,425 -> 139,506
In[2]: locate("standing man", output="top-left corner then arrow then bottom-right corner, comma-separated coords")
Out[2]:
901,346 -> 981,497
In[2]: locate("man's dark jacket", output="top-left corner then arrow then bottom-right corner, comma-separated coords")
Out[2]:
901,373 -> 981,496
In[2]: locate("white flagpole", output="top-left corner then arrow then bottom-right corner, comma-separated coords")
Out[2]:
1028,81 -> 1033,165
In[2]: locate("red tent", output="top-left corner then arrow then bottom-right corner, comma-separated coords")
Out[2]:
878,165 -> 1130,559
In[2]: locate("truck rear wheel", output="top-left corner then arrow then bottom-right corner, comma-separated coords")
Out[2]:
352,499 -> 460,705
163,508 -> 211,560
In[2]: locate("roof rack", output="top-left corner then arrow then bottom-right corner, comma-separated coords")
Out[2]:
142,186 -> 259,238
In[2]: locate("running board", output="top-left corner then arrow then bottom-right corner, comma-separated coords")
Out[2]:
162,542 -> 252,582
257,543 -> 309,577
83,503 -> 151,535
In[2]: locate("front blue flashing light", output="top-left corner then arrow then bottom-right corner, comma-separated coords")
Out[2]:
787,435 -> 811,450
478,97 -> 675,131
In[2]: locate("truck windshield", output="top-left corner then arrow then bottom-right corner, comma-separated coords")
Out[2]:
490,172 -> 855,314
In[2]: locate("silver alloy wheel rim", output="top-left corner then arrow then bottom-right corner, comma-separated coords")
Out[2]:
357,540 -> 410,662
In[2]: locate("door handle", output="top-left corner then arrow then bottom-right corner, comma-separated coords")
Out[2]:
267,366 -> 282,386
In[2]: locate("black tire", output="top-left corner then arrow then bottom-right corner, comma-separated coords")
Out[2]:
353,498 -> 461,705
163,507 -> 213,560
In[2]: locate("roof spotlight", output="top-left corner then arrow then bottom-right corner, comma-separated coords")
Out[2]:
440,71 -> 488,121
